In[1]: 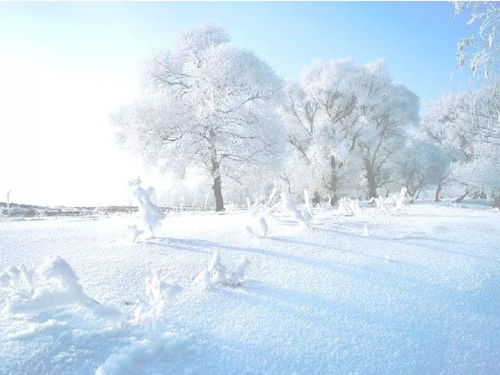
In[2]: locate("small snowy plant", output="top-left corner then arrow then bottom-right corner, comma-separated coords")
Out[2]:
302,189 -> 313,224
128,224 -> 144,243
245,197 -> 268,238
374,187 -> 408,215
396,187 -> 408,210
337,197 -> 362,216
363,223 -> 371,236
134,271 -> 181,325
194,252 -> 250,289
129,178 -> 165,241
244,186 -> 280,238
281,193 -> 311,229
0,256 -> 120,319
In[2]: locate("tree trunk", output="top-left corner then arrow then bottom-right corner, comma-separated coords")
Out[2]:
329,156 -> 339,205
415,188 -> 422,200
212,175 -> 225,212
211,158 -> 225,212
435,184 -> 442,202
329,194 -> 338,206
494,196 -> 500,209
366,167 -> 377,198
312,191 -> 321,206
454,189 -> 469,203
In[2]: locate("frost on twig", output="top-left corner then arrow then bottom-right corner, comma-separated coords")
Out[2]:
194,252 -> 250,289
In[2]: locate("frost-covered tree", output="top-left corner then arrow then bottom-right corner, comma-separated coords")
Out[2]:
452,141 -> 500,197
353,61 -> 420,198
423,144 -> 452,202
453,1 -> 500,79
299,59 -> 361,204
422,80 -> 500,202
395,139 -> 451,201
281,59 -> 419,201
113,23 -> 284,211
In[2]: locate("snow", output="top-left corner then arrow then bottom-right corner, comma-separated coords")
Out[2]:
1,203 -> 499,374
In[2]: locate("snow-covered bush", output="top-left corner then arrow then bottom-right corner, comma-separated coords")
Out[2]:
245,215 -> 268,238
134,272 -> 181,325
129,177 -> 165,240
244,186 -> 279,237
373,187 -> 407,215
244,197 -> 269,238
337,197 -> 362,216
194,252 -> 250,289
0,256 -> 120,319
281,193 -> 311,229
363,223 -> 371,236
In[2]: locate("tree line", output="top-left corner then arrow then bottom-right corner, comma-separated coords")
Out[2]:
113,23 -> 499,211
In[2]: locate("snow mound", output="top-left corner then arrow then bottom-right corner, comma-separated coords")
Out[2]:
0,257 -> 191,374
0,256 -> 121,319
95,331 -> 186,375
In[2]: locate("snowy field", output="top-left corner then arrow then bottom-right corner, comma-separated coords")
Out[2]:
1,203 -> 499,374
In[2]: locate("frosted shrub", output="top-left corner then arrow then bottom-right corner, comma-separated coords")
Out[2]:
245,216 -> 268,238
128,224 -> 144,243
0,256 -> 120,319
226,257 -> 251,286
194,252 -> 250,289
129,178 -> 165,240
134,272 -> 181,324
281,193 -> 311,229
244,186 -> 280,237
337,197 -> 362,216
245,197 -> 269,238
374,196 -> 395,215
374,187 -> 408,215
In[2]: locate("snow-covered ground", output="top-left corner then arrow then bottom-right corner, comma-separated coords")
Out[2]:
1,203 -> 499,374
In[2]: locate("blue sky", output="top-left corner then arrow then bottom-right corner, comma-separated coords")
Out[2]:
0,2 -> 480,205
1,1 -> 476,102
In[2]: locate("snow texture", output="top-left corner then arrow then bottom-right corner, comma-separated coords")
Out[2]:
1,202 -> 500,374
